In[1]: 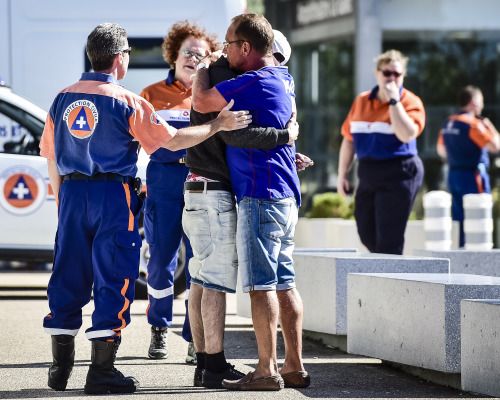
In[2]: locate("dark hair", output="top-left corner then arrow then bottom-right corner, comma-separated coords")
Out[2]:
162,21 -> 219,65
86,23 -> 128,71
458,85 -> 482,108
231,14 -> 274,55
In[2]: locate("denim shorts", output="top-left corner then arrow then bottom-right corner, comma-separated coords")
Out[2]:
182,190 -> 238,293
237,197 -> 298,293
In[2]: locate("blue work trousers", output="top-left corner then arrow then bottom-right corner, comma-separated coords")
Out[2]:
144,161 -> 192,341
355,155 -> 424,255
43,179 -> 142,341
448,165 -> 490,247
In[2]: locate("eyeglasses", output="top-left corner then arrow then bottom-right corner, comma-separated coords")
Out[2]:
222,39 -> 244,49
379,69 -> 403,78
118,47 -> 132,55
181,49 -> 208,62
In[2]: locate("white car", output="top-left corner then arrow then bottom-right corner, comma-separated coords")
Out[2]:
0,82 -> 185,297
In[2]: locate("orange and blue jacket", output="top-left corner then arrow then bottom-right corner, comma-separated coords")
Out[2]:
40,72 -> 176,176
341,86 -> 425,160
437,112 -> 494,169
140,70 -> 191,163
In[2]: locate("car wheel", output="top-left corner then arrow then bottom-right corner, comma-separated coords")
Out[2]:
134,227 -> 187,300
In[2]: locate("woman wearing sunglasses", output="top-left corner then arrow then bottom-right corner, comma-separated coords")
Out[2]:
139,21 -> 218,363
337,49 -> 425,255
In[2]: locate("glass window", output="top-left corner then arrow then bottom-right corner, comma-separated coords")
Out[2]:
0,101 -> 43,155
384,31 -> 500,189
84,37 -> 167,94
291,38 -> 354,210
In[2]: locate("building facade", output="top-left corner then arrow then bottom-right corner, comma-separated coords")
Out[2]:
265,0 -> 500,207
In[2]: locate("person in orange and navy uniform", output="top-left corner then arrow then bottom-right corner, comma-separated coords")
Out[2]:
140,21 -> 218,363
437,85 -> 500,247
40,22 -> 251,395
337,49 -> 425,255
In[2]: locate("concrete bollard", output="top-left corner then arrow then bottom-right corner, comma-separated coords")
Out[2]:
423,191 -> 452,251
463,193 -> 493,250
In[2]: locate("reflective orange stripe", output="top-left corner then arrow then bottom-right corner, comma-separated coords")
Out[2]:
122,183 -> 134,231
114,278 -> 130,332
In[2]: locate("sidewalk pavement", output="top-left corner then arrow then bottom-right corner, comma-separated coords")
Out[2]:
0,280 -> 488,399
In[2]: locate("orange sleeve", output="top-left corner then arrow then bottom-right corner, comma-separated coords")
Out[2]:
341,99 -> 357,141
405,95 -> 426,136
39,114 -> 55,160
469,120 -> 494,148
129,97 -> 177,155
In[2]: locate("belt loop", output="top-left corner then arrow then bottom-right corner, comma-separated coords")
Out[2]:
203,181 -> 208,194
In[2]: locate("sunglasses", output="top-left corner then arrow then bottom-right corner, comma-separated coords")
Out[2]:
118,47 -> 132,55
181,49 -> 208,62
380,69 -> 403,78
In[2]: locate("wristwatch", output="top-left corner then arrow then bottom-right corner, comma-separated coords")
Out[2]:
388,98 -> 399,106
196,62 -> 208,71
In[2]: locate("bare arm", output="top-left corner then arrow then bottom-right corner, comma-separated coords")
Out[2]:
337,138 -> 355,197
384,82 -> 419,143
482,118 -> 500,152
389,102 -> 419,143
192,66 -> 228,113
161,100 -> 251,151
436,131 -> 447,159
436,141 -> 447,159
47,159 -> 61,204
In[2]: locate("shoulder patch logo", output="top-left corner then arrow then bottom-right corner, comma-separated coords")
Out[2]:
0,166 -> 46,215
150,111 -> 165,126
63,100 -> 99,139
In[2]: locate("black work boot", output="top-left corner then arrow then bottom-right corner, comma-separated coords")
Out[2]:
148,326 -> 168,359
48,335 -> 75,391
84,340 -> 139,394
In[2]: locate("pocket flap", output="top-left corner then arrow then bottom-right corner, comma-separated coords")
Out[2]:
115,231 -> 142,249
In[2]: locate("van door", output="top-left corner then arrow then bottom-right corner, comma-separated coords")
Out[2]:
0,99 -> 57,257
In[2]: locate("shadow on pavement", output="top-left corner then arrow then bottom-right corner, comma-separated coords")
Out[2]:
179,328 -> 482,399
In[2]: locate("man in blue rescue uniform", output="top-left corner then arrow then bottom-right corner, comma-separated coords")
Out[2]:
437,85 -> 500,247
39,22 -> 250,395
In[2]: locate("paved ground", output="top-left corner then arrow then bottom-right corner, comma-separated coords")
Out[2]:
0,271 -> 492,399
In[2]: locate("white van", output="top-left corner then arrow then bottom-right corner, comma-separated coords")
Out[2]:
0,0 -> 245,294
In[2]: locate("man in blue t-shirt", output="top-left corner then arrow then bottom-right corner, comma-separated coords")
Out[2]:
192,14 -> 309,391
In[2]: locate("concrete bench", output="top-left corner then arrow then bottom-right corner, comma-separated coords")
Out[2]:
236,253 -> 449,337
294,247 -> 358,253
295,219 -> 460,255
347,273 -> 500,373
461,299 -> 500,397
236,249 -> 357,319
414,249 -> 500,277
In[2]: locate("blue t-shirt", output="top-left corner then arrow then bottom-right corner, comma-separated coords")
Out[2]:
215,66 -> 300,205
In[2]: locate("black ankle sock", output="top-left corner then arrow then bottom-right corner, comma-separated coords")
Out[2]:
205,351 -> 227,373
196,352 -> 206,369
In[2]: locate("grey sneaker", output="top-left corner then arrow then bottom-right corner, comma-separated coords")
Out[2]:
148,327 -> 168,359
185,341 -> 197,365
